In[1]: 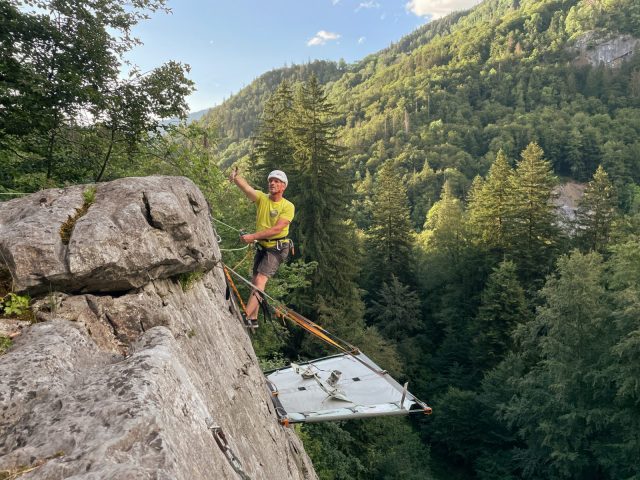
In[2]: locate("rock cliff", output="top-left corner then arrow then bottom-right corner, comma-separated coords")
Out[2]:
573,32 -> 640,68
0,176 -> 317,480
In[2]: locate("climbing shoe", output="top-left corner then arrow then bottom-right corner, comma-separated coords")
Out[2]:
241,313 -> 258,329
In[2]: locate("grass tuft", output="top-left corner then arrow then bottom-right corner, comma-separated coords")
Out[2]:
178,270 -> 204,291
60,186 -> 97,245
0,336 -> 12,355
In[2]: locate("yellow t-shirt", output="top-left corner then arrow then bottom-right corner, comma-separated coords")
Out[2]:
254,191 -> 295,247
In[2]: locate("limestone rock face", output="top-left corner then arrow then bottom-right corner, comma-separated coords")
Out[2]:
573,32 -> 640,68
0,176 -> 218,295
0,178 -> 317,480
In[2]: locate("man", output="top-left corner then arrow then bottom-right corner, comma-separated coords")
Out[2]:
229,168 -> 295,328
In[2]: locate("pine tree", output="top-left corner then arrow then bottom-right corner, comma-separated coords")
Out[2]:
470,260 -> 529,375
508,142 -> 560,282
504,251 -> 615,479
364,162 -> 414,293
367,275 -> 422,340
467,149 -> 514,253
289,75 -> 358,300
423,180 -> 467,262
252,81 -> 295,187
606,240 -> 640,479
575,165 -> 618,253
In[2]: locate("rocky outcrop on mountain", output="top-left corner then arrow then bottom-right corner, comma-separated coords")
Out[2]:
573,32 -> 640,68
0,177 -> 317,480
0,176 -> 217,295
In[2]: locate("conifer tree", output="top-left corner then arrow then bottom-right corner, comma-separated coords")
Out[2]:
252,81 -> 295,187
575,165 -> 618,253
367,275 -> 422,340
606,240 -> 640,478
363,162 -> 414,292
508,142 -> 560,282
470,260 -> 529,375
467,149 -> 514,253
289,75 -> 358,300
423,180 -> 467,261
504,251 -> 614,479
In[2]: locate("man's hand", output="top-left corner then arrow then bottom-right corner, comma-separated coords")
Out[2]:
228,166 -> 238,184
240,233 -> 256,244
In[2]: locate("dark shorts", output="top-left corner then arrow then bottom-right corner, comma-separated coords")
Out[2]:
253,244 -> 290,278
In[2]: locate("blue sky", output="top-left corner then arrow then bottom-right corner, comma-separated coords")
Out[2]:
125,0 -> 480,112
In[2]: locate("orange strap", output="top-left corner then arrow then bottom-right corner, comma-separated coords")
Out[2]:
223,266 -> 247,314
275,308 -> 356,354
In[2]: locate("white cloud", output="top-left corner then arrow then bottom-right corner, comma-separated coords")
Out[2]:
307,30 -> 341,46
358,36 -> 366,44
356,1 -> 380,11
332,0 -> 341,4
406,0 -> 479,19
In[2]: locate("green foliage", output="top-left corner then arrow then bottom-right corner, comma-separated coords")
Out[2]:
82,186 -> 97,206
367,275 -> 423,341
177,270 -> 204,291
59,189 -> 96,245
0,293 -> 30,317
352,417 -> 433,480
421,180 -> 467,259
467,149 -> 514,252
0,0 -> 194,189
507,142 -> 561,283
252,81 -> 295,183
258,352 -> 288,372
265,259 -> 318,306
290,76 -> 359,300
0,335 -> 12,355
299,418 -> 432,480
470,260 -> 530,374
298,423 -> 365,480
362,163 -> 415,294
575,165 -> 618,252
497,249 -> 640,479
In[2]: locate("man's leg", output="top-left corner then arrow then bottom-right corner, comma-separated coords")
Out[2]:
245,273 -> 268,320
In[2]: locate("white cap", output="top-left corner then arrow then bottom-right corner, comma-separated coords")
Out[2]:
268,170 -> 288,186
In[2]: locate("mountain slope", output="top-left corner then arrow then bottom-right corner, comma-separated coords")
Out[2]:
206,0 -> 640,221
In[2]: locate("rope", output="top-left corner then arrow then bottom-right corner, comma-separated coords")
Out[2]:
219,244 -> 250,252
232,247 -> 253,270
211,216 -> 252,253
212,217 -> 244,233
223,265 -> 247,314
222,263 -> 362,358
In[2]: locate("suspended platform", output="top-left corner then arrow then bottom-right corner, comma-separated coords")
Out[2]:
265,352 -> 431,425
221,263 -> 432,425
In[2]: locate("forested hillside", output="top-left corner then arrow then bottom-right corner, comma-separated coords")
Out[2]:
202,0 -> 640,478
209,0 -> 640,210
2,0 -> 640,478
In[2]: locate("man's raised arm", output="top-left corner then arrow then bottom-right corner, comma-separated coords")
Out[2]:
229,168 -> 257,202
